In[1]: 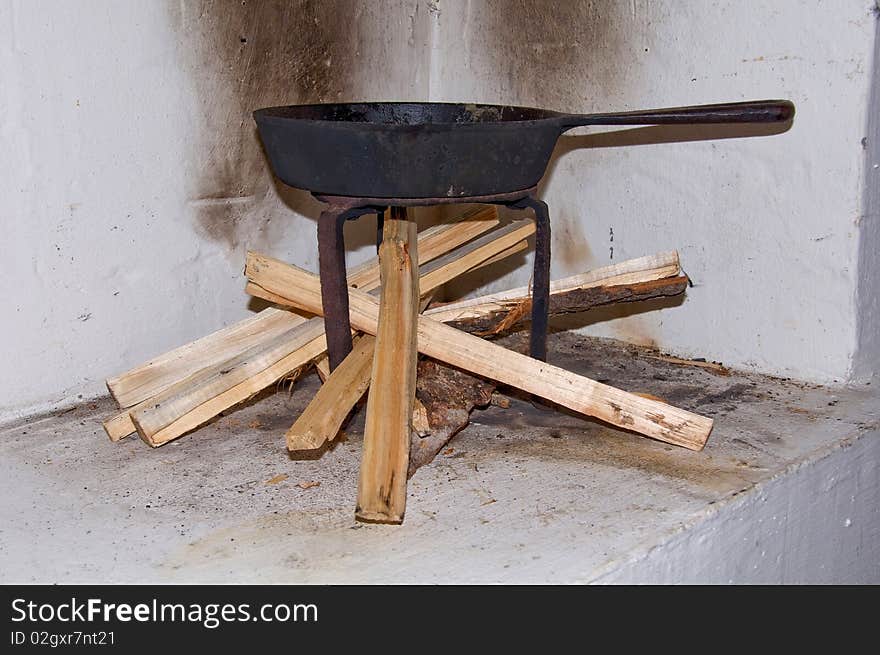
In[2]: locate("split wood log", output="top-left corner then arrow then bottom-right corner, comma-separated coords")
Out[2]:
128,320 -> 326,445
445,275 -> 690,336
291,335 -> 375,450
424,251 -> 681,325
405,220 -> 534,292
103,207 -> 501,442
471,240 -> 528,269
243,241 -> 528,317
406,277 -> 687,472
249,244 -> 529,314
356,212 -> 419,523
136,330 -> 330,447
245,253 -> 714,450
105,205 -> 499,410
122,218 -> 532,447
107,308 -> 306,411
295,294 -> 435,450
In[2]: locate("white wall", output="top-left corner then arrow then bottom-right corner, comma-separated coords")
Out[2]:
856,16 -> 880,380
431,0 -> 878,383
0,0 -> 429,417
2,0 -> 876,416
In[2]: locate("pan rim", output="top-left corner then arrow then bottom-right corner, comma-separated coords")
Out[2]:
253,101 -> 568,129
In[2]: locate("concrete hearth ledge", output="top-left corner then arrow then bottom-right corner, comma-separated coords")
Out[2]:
1,334 -> 877,584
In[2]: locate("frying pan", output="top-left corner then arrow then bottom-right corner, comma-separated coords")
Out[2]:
254,100 -> 794,199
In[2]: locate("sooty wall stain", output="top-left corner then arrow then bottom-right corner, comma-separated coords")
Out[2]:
474,0 -> 633,292
555,205 -> 594,271
169,0 -> 634,255
477,0 -> 632,112
168,0 -> 368,249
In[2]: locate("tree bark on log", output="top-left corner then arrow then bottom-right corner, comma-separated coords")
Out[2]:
408,360 -> 496,477
447,275 -> 689,336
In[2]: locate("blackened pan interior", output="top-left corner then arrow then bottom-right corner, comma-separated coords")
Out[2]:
256,102 -> 562,125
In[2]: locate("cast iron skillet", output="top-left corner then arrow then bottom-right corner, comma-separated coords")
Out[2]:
254,100 -> 794,198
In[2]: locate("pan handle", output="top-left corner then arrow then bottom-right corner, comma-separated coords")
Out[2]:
558,99 -> 794,130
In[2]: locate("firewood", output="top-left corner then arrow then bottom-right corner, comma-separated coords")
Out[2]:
283,257 -> 688,454
103,411 -> 138,443
245,253 -> 714,451
284,224 -> 532,452
356,212 -> 419,524
474,240 -> 528,268
247,221 -> 534,313
105,206 -> 499,410
424,251 -> 681,325
414,220 -> 534,292
282,275 -> 688,456
288,335 -> 375,450
340,207 -> 498,291
405,277 -> 689,473
106,308 -> 306,411
444,275 -> 690,336
275,247 -> 516,389
124,219 -> 531,447
103,207 -> 500,442
129,320 -> 327,446
138,328 -> 330,447
292,292 -> 435,450
405,271 -> 681,470
283,224 -> 532,453
408,359 -> 495,476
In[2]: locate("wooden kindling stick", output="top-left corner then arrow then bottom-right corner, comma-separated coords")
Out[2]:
356,209 -> 419,523
424,251 -> 682,324
454,274 -> 690,336
245,253 -> 714,451
116,218 -> 534,447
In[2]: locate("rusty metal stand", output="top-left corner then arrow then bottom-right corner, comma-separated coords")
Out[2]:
314,187 -> 551,371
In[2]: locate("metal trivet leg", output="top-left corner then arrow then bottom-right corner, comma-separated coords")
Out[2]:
317,203 -> 385,371
506,195 -> 551,362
